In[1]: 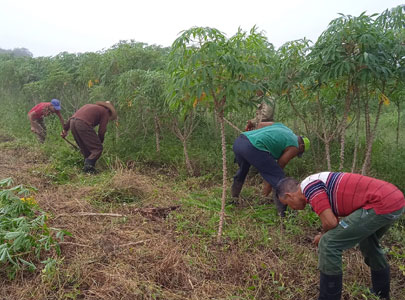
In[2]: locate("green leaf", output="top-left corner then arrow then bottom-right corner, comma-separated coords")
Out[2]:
18,258 -> 37,271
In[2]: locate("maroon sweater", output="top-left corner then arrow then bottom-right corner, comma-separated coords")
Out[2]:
66,104 -> 110,141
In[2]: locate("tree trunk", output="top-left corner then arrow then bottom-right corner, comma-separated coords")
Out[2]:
171,115 -> 198,177
315,92 -> 332,171
216,109 -> 227,243
325,139 -> 331,171
338,80 -> 353,170
396,101 -> 400,147
182,138 -> 194,176
361,99 -> 383,175
286,94 -> 319,168
154,114 -> 160,153
351,95 -> 361,173
115,116 -> 119,145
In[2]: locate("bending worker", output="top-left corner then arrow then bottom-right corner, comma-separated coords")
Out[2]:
28,99 -> 64,143
276,172 -> 404,300
61,101 -> 117,173
231,121 -> 309,215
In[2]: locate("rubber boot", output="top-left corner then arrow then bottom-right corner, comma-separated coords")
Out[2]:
231,179 -> 244,198
371,266 -> 390,299
83,158 -> 97,174
318,272 -> 342,300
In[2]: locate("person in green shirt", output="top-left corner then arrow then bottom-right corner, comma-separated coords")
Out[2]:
231,122 -> 309,215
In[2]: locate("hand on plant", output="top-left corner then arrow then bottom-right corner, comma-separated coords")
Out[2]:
313,233 -> 322,247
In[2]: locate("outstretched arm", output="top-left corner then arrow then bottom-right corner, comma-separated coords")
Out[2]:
55,111 -> 65,128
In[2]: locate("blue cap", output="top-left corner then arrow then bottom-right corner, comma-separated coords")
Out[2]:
51,99 -> 61,110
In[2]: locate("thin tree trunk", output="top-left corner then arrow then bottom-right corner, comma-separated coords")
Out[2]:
154,114 -> 160,153
141,110 -> 148,141
339,80 -> 353,170
315,91 -> 332,170
171,114 -> 198,177
361,97 -> 384,175
325,140 -> 331,171
115,116 -> 119,146
182,138 -> 194,176
216,109 -> 227,243
396,101 -> 400,146
286,94 -> 319,168
351,95 -> 361,173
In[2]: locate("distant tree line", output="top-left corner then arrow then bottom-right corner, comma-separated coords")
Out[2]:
0,47 -> 33,57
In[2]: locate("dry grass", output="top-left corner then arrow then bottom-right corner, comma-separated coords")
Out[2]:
0,139 -> 404,300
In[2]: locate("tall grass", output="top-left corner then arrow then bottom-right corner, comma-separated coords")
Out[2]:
1,93 -> 404,191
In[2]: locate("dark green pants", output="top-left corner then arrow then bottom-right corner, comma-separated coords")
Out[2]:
318,207 -> 404,275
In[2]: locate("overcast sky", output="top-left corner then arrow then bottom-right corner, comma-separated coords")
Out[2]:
1,0 -> 403,57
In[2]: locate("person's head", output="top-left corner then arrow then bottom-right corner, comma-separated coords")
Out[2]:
95,101 -> 117,121
276,177 -> 307,210
297,136 -> 310,158
50,99 -> 61,111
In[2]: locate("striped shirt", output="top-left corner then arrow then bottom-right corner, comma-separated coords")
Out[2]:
301,172 -> 405,217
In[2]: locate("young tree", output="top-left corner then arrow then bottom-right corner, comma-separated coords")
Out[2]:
168,26 -> 271,241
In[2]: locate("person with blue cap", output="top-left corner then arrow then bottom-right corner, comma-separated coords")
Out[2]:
231,121 -> 310,216
27,99 -> 64,143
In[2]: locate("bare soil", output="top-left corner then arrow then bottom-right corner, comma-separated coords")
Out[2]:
0,136 -> 404,300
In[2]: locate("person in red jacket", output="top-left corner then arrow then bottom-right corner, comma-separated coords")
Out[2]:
276,172 -> 404,300
61,101 -> 117,173
28,99 -> 64,143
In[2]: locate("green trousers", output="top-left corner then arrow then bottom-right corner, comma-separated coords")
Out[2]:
318,207 -> 404,275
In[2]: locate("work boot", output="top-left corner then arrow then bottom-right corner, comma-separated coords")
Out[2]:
83,158 -> 97,174
318,272 -> 342,300
371,266 -> 390,299
231,179 -> 244,198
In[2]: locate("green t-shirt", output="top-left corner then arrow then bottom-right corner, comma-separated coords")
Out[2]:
243,123 -> 298,159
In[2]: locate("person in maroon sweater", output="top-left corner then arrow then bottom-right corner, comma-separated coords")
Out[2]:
276,172 -> 404,300
61,101 -> 117,173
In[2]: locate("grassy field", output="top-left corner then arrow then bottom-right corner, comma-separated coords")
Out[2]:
0,128 -> 404,300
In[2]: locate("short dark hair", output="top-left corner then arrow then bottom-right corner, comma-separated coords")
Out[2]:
276,177 -> 300,199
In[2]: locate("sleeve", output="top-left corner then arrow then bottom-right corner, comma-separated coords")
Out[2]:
302,179 -> 331,216
97,111 -> 109,143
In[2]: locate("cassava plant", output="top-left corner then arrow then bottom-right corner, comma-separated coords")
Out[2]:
0,178 -> 70,279
168,26 -> 272,241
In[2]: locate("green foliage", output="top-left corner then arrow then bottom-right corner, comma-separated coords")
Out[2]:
0,178 -> 70,279
168,26 -> 273,115
0,6 -> 404,188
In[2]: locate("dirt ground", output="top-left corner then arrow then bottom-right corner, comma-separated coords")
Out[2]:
0,138 -> 198,300
0,135 -> 404,300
